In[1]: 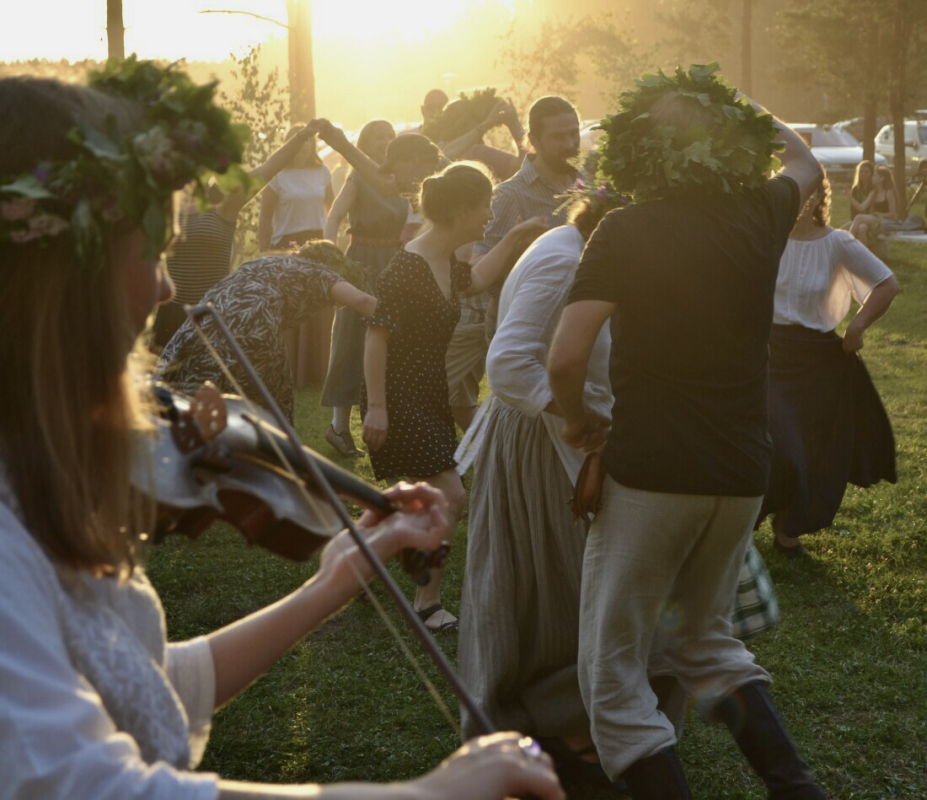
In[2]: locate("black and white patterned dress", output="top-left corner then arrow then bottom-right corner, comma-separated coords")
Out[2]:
157,255 -> 341,422
362,249 -> 472,481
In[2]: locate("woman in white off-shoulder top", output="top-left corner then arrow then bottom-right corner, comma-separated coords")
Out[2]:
756,177 -> 900,557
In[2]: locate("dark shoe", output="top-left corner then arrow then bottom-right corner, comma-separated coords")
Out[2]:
415,603 -> 458,633
707,681 -> 827,799
325,425 -> 362,457
620,746 -> 692,799
536,737 -> 621,792
774,538 -> 809,559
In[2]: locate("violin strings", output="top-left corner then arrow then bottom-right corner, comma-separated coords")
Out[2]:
185,315 -> 462,738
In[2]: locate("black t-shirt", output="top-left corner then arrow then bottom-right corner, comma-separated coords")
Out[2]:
567,176 -> 800,497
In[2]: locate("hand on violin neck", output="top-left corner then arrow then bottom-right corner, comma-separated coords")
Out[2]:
320,482 -> 449,589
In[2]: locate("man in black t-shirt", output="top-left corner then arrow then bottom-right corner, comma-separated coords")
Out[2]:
548,73 -> 825,798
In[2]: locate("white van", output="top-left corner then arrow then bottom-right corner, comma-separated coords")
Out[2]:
874,120 -> 927,175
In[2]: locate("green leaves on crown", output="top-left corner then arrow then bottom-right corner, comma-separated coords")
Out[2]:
593,63 -> 783,202
1,56 -> 252,270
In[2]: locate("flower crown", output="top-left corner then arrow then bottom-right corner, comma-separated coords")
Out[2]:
558,177 -> 630,217
0,56 -> 250,269
594,63 -> 782,202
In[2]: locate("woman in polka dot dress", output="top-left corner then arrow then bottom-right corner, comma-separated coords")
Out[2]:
363,163 -> 546,631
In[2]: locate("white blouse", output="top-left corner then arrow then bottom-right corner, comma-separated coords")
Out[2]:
456,225 -> 612,483
773,229 -> 894,331
268,165 -> 331,245
0,475 -> 218,800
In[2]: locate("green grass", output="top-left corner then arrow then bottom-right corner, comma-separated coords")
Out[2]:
146,214 -> 927,797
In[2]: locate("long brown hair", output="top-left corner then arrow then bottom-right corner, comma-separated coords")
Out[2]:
851,160 -> 874,199
0,76 -> 152,574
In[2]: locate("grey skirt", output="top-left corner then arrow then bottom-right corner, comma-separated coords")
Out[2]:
459,402 -> 590,739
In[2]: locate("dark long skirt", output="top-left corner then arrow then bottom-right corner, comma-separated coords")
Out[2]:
757,324 -> 896,536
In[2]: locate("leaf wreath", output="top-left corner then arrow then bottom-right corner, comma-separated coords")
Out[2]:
422,87 -> 501,145
1,56 -> 251,270
592,63 -> 783,202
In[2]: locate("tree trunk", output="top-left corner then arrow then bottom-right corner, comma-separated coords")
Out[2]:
889,0 -> 912,209
286,0 -> 316,123
741,0 -> 753,95
107,0 -> 125,61
862,95 -> 878,163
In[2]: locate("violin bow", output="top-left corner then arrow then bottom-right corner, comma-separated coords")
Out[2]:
182,303 -> 495,737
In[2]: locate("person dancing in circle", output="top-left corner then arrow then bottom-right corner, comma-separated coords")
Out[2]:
758,176 -> 899,557
362,162 -> 546,632
320,119 -> 410,457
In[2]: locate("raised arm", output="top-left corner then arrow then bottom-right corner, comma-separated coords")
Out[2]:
440,99 -> 523,161
323,178 -> 358,244
312,119 -> 402,197
216,125 -> 318,222
739,96 -> 823,209
465,216 -> 548,295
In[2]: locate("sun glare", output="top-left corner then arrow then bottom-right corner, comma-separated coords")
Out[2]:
313,0 -> 473,43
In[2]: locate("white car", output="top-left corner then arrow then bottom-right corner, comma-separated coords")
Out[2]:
875,120 -> 927,175
789,123 -> 886,183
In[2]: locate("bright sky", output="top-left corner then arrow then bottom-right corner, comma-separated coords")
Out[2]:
0,0 -> 509,62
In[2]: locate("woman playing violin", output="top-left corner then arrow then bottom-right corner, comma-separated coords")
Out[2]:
0,63 -> 562,800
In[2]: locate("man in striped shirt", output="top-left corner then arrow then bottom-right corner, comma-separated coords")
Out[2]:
447,96 -> 582,432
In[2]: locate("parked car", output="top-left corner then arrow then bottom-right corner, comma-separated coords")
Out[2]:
875,120 -> 927,175
788,123 -> 886,183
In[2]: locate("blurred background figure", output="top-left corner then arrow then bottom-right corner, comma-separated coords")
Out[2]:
158,242 -> 375,423
758,177 -> 899,557
259,126 -> 335,390
151,124 -> 320,350
848,165 -> 899,251
319,119 -> 410,457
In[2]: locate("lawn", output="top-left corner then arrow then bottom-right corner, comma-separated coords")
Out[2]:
146,200 -> 927,798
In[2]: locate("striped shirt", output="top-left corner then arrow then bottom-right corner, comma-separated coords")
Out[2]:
464,155 -> 576,324
165,207 -> 236,304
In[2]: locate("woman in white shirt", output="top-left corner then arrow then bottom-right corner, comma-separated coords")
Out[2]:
258,126 -> 336,389
258,126 -> 334,251
758,177 -> 900,557
0,67 -> 563,800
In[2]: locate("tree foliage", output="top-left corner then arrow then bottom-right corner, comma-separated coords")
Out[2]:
218,46 -> 289,262
497,13 -> 654,117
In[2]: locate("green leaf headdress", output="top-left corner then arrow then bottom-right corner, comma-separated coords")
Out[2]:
593,63 -> 782,202
0,56 -> 251,269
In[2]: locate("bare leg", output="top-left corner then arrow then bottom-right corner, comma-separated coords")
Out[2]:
772,511 -> 808,557
414,468 -> 466,630
857,222 -> 870,249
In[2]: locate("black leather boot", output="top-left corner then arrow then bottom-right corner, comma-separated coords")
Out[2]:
707,680 -> 827,799
620,746 -> 693,799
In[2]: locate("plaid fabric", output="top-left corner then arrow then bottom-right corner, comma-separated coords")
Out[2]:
731,542 -> 780,640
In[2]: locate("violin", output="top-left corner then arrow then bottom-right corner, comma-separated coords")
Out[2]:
137,383 -> 449,585
140,303 -> 496,737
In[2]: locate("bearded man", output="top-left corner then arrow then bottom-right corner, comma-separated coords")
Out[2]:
447,96 -> 581,431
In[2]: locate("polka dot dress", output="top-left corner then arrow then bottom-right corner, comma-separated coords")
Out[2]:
362,248 -> 472,482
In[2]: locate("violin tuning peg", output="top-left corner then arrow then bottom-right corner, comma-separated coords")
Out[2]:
190,384 -> 228,442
